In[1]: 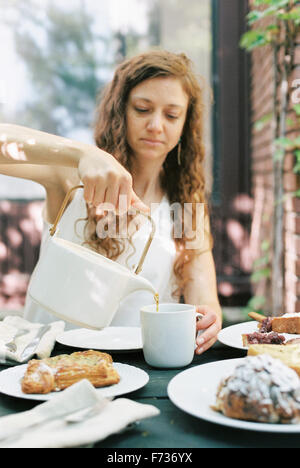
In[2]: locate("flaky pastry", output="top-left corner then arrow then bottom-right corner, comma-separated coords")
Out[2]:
212,354 -> 300,424
21,350 -> 120,394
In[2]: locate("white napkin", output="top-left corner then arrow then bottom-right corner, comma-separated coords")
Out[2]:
0,316 -> 65,364
0,379 -> 160,448
0,309 -> 23,320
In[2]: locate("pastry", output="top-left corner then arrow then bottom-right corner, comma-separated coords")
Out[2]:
242,331 -> 285,346
247,344 -> 300,376
249,312 -> 300,334
272,314 -> 300,334
212,354 -> 300,423
22,350 -> 120,394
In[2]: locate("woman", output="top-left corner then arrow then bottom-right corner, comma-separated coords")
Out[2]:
0,50 -> 222,354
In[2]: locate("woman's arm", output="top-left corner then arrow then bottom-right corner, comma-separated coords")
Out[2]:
0,123 -> 86,167
0,124 -> 148,215
183,249 -> 222,354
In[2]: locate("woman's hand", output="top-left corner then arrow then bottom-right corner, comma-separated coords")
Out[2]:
195,305 -> 222,354
78,148 -> 149,214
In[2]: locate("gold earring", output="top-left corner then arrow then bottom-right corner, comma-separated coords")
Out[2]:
177,139 -> 182,166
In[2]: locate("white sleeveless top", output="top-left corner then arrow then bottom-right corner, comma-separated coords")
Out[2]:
23,189 -> 178,329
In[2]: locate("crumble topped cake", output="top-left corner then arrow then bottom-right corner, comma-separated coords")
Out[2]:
242,331 -> 286,346
212,354 -> 300,424
21,350 -> 120,394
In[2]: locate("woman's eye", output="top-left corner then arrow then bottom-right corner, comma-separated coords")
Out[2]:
135,108 -> 149,113
167,114 -> 179,120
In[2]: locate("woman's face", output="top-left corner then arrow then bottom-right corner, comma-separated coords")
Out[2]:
126,76 -> 189,163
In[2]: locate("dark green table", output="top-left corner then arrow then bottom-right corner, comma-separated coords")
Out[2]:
0,342 -> 300,448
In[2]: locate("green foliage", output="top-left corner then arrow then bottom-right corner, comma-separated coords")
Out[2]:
251,267 -> 272,283
250,237 -> 272,284
275,136 -> 300,149
250,239 -> 272,285
253,112 -> 274,131
274,136 -> 300,174
245,235 -> 272,314
293,104 -> 300,116
277,6 -> 300,24
253,0 -> 290,5
240,0 -> 300,51
1,0 -> 112,135
293,189 -> 300,197
242,0 -> 300,189
2,0 -> 159,135
261,239 -> 271,251
252,240 -> 270,270
242,295 -> 266,316
239,28 -> 274,50
294,149 -> 300,174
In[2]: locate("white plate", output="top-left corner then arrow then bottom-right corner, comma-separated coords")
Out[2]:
168,358 -> 300,433
56,327 -> 143,352
217,321 -> 300,350
0,363 -> 149,401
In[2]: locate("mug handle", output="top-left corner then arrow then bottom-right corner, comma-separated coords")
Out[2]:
195,312 -> 204,339
196,312 -> 203,321
49,184 -> 156,275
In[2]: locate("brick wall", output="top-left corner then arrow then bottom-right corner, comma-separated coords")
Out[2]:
249,7 -> 300,313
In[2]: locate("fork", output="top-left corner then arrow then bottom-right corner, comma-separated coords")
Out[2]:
5,329 -> 29,353
20,325 -> 51,361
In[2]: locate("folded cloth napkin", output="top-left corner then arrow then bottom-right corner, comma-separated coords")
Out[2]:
0,309 -> 23,321
0,379 -> 160,448
0,316 -> 65,364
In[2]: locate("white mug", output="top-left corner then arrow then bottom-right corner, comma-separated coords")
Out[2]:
140,303 -> 201,368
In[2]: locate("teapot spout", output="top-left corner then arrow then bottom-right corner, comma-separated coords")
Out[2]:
125,274 -> 156,296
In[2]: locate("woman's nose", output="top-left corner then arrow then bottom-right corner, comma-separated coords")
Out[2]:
146,113 -> 163,133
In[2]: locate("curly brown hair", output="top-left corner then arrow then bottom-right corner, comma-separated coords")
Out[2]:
84,49 -> 212,299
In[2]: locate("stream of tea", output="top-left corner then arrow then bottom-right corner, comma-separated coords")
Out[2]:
154,292 -> 159,312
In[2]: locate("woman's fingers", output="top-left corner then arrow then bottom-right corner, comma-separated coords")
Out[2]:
196,306 -> 217,329
194,305 -> 222,354
196,335 -> 218,355
83,178 -> 149,218
84,179 -> 149,217
78,150 -> 149,215
117,175 -> 149,215
82,180 -> 95,205
104,180 -> 119,209
92,183 -> 106,208
118,178 -> 132,214
130,191 -> 150,214
196,321 -> 219,347
78,150 -> 126,210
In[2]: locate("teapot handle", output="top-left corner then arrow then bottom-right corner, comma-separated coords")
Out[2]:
49,185 -> 156,275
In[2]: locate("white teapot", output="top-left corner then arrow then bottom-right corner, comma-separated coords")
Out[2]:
28,186 -> 156,329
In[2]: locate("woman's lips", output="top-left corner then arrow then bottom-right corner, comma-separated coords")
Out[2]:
141,138 -> 164,146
